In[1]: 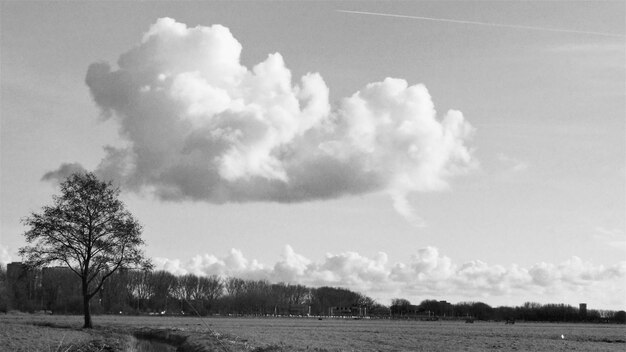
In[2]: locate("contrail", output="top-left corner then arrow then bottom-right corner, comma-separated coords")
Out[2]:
337,10 -> 626,38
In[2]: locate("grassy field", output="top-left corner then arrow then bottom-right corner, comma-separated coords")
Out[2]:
1,313 -> 625,352
0,314 -> 136,352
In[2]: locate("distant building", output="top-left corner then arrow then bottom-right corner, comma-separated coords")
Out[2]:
5,262 -> 83,313
330,306 -> 352,316
439,300 -> 453,317
579,303 -> 587,319
329,305 -> 368,317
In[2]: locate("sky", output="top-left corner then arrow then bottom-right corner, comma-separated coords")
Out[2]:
1,1 -> 625,310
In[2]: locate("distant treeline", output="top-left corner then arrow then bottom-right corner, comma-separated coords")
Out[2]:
1,262 -> 624,324
389,298 -> 626,323
0,262 -> 387,317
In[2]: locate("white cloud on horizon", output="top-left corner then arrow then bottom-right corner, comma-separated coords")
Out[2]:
154,245 -> 626,310
44,17 -> 477,222
0,245 -> 13,266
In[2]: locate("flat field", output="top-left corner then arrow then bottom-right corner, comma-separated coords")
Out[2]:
1,314 -> 624,352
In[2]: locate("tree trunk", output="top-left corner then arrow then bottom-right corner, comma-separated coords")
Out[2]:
82,278 -> 92,329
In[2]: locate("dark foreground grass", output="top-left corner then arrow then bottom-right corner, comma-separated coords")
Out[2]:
0,316 -> 132,352
0,313 -> 252,352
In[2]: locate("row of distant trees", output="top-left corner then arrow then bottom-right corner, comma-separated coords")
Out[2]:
0,263 -> 388,317
389,298 -> 626,323
1,262 -> 624,323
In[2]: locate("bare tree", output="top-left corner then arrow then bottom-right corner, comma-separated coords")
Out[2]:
19,172 -> 151,328
126,270 -> 152,311
147,270 -> 176,312
286,284 -> 310,305
197,275 -> 223,303
225,277 -> 246,297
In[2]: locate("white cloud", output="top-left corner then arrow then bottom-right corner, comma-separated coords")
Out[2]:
41,162 -> 87,184
273,245 -> 312,282
0,245 -> 13,266
46,17 -> 476,222
155,248 -> 269,280
154,245 -> 626,309
593,227 -> 626,250
496,153 -> 529,173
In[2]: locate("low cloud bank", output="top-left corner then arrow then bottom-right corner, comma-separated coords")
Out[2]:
46,17 -> 476,220
154,246 -> 626,309
0,245 -> 12,266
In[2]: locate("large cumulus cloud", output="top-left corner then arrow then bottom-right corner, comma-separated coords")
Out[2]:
48,17 -> 475,219
154,245 -> 626,309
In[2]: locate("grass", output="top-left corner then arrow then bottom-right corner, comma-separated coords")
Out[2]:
0,314 -> 136,352
1,313 -> 625,352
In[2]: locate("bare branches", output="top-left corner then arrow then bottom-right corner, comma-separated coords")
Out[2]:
18,172 -> 150,328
